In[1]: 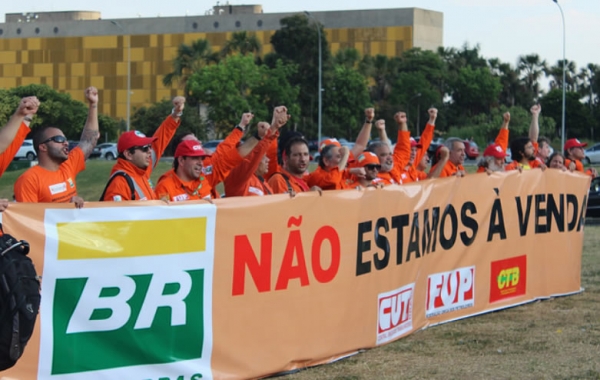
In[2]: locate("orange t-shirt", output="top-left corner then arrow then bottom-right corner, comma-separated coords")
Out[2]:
564,158 -> 595,177
431,160 -> 465,178
224,134 -> 276,197
14,147 -> 85,203
0,122 -> 30,177
307,166 -> 349,190
155,170 -> 212,201
102,115 -> 180,201
376,129 -> 411,185
268,169 -> 310,194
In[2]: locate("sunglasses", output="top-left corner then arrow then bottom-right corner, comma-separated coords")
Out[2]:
365,164 -> 381,171
42,135 -> 67,144
130,145 -> 152,153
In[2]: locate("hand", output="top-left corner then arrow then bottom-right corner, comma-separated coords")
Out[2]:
84,87 -> 99,106
503,112 -> 511,123
239,112 -> 254,128
530,104 -> 541,116
590,168 -> 598,177
172,96 -> 186,114
0,199 -> 8,212
271,106 -> 290,129
339,146 -> 349,156
439,146 -> 450,160
71,196 -> 84,209
455,170 -> 466,177
349,167 -> 366,178
394,112 -> 407,125
257,121 -> 270,138
538,163 -> 547,171
16,96 -> 40,117
428,108 -> 438,124
310,186 -> 323,195
374,119 -> 386,131
364,108 -> 374,122
568,161 -> 576,172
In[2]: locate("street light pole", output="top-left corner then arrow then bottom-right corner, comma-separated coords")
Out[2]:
110,21 -> 131,131
552,0 -> 566,150
304,11 -> 322,144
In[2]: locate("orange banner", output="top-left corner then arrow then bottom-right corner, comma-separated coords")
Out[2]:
1,169 -> 590,380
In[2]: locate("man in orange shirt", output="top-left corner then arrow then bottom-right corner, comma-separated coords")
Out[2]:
429,137 -> 466,178
224,122 -> 277,197
368,112 -> 411,185
478,143 -> 508,174
268,136 -> 321,194
400,108 -> 438,183
14,87 -> 99,207
564,138 -> 597,177
307,144 -> 351,190
100,96 -> 184,201
346,151 -> 384,188
0,96 -> 40,211
505,137 -> 543,171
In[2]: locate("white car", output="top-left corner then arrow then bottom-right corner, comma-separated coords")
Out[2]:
90,143 -> 118,160
14,139 -> 36,160
585,143 -> 600,164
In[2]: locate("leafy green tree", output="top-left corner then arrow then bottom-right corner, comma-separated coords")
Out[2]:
447,66 -> 502,118
221,32 -> 261,57
322,65 -> 371,139
540,89 -> 595,139
162,39 -> 219,89
517,54 -> 547,102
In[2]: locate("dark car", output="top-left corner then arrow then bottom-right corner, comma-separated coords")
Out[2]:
587,177 -> 600,218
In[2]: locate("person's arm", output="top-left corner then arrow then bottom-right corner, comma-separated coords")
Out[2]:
428,147 -> 449,179
223,123 -> 274,195
495,112 -> 510,151
338,146 -> 350,171
374,119 -> 389,147
237,106 -> 288,157
77,87 -> 100,158
229,112 -> 256,157
150,97 -> 184,169
393,112 -> 411,169
528,105 -> 541,143
351,108 -> 374,158
415,108 -> 437,166
0,96 -> 39,154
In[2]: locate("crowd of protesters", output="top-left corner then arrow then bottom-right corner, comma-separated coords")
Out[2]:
0,88 -> 596,210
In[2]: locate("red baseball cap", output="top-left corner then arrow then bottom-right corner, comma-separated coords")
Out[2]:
483,143 -> 507,159
117,131 -> 157,153
355,152 -> 380,167
410,137 -> 422,148
319,138 -> 341,152
174,140 -> 212,158
564,138 -> 587,151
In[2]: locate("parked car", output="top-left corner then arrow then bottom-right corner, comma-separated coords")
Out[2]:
90,143 -> 118,160
585,143 -> 600,164
14,139 -> 36,160
587,176 -> 600,218
464,140 -> 480,159
68,141 -> 79,152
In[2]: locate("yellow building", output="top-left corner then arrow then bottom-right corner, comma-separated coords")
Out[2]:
0,6 -> 443,123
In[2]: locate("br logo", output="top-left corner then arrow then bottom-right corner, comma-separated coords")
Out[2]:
51,269 -> 204,375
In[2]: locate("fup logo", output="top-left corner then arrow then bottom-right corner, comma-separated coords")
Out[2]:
376,284 -> 414,345
52,270 -> 204,375
426,266 -> 475,318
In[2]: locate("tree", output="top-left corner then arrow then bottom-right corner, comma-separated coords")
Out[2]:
323,65 -> 371,139
517,54 -> 547,101
162,39 -> 219,88
540,89 -> 594,139
7,84 -> 120,141
334,48 -> 361,70
221,32 -> 261,57
546,59 -> 577,91
447,66 -> 502,118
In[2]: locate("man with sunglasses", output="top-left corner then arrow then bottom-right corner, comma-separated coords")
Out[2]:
14,87 -> 99,205
100,96 -> 185,201
346,151 -> 384,188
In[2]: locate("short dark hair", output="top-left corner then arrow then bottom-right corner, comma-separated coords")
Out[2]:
32,126 -> 55,155
510,137 -> 531,162
538,136 -> 551,149
283,136 -> 309,158
318,144 -> 336,169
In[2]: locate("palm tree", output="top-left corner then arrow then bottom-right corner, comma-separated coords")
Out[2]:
334,48 -> 360,70
162,39 -> 219,88
546,59 -> 577,91
221,32 -> 261,57
489,58 -> 522,107
517,54 -> 547,100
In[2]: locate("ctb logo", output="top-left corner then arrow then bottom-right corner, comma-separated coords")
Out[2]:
489,255 -> 527,303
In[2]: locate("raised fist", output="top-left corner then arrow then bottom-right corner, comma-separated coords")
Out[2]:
257,121 -> 270,138
172,96 -> 186,113
439,146 -> 450,159
271,106 -> 290,129
16,96 -> 40,117
428,108 -> 438,118
84,87 -> 99,105
530,104 -> 541,116
240,112 -> 254,128
394,112 -> 407,125
503,112 -> 510,123
365,108 -> 375,122
374,119 -> 386,131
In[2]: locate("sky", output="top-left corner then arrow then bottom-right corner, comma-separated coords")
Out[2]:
2,0 -> 599,71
